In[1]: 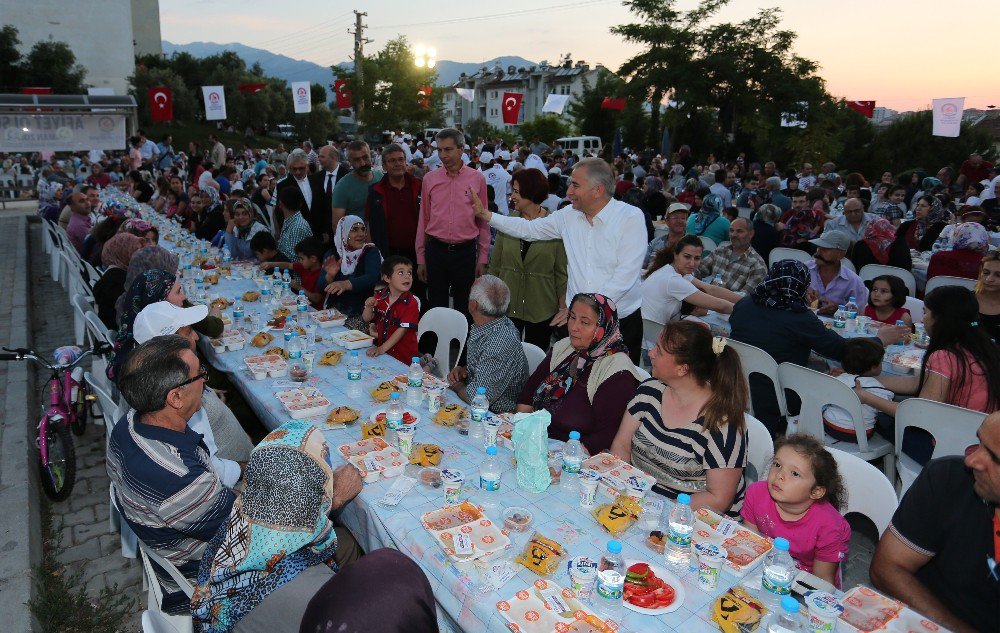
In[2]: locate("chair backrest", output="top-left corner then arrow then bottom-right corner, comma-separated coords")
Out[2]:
522,342 -> 546,376
641,318 -> 663,351
72,292 -> 94,322
858,264 -> 917,296
768,247 -> 813,267
727,339 -> 788,418
85,371 -> 119,436
924,275 -> 977,294
895,398 -> 985,463
141,610 -> 188,633
85,310 -> 114,345
416,307 -> 469,377
827,446 -> 898,536
633,365 -> 652,381
744,413 -> 774,482
777,362 -> 877,454
840,259 -> 856,273
698,236 -> 717,252
903,296 -> 924,323
138,541 -> 195,599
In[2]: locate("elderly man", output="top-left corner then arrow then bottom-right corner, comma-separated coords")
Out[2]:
276,152 -> 313,213
332,140 -> 383,226
447,275 -> 529,413
644,202 -> 689,267
85,162 -> 111,189
824,197 -> 875,243
805,230 -> 868,315
695,217 -> 768,293
416,128 -> 490,319
474,157 -> 647,363
797,162 -> 817,189
957,151 -> 993,189
302,140 -> 320,172
764,175 -> 791,212
870,412 -> 1000,632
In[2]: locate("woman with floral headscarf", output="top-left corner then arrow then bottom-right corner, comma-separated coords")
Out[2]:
321,215 -> 382,320
897,194 -> 950,251
108,269 -> 183,381
194,187 -> 227,241
927,222 -> 992,282
848,217 -> 912,272
685,192 -> 731,245
515,293 -> 644,454
92,233 -> 145,329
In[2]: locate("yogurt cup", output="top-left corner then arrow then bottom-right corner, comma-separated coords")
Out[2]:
803,590 -> 843,633
484,418 -> 501,447
441,468 -> 465,504
566,556 -> 598,599
579,469 -> 601,508
694,542 -> 728,591
396,424 -> 415,457
426,385 -> 444,414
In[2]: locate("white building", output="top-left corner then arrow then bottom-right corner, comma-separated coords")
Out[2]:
0,0 -> 161,95
441,58 -> 605,132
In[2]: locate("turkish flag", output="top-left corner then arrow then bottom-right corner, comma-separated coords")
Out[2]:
418,85 -> 432,109
21,87 -> 52,95
334,79 -> 353,108
601,97 -> 626,111
238,83 -> 268,94
847,101 -> 875,118
148,86 -> 173,121
502,92 -> 523,125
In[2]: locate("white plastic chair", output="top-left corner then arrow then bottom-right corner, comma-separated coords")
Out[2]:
142,610 -> 188,633
840,259 -> 856,274
417,307 -> 469,378
85,370 -> 117,435
71,293 -> 94,346
698,236 -> 717,252
858,264 -> 917,296
744,413 -> 774,483
827,446 -> 898,537
777,362 -> 895,482
522,342 -> 546,376
85,311 -> 113,345
894,398 -> 985,496
768,247 -> 813,267
924,275 -> 977,294
727,339 -> 788,422
640,318 -> 663,369
903,296 -> 924,323
138,542 -> 194,633
633,365 -> 651,381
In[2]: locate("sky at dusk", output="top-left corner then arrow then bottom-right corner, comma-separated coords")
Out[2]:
160,0 -> 999,112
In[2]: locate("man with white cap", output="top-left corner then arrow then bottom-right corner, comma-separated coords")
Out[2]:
480,151 -> 512,215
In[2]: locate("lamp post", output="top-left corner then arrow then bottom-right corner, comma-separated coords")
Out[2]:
414,45 -> 436,69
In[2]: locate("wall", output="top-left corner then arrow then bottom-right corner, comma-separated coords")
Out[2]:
131,0 -> 162,57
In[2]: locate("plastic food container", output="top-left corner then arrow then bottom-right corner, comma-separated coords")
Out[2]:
804,590 -> 844,633
275,389 -> 331,420
502,507 -> 533,532
331,329 -> 375,350
244,354 -> 287,379
419,467 -> 443,488
312,309 -> 347,328
210,331 -> 246,352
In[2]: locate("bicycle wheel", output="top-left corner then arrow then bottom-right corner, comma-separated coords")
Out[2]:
38,420 -> 76,501
70,384 -> 88,436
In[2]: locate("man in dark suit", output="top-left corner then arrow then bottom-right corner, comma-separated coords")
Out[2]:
309,144 -> 350,246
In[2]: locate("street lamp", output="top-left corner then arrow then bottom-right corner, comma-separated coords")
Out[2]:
414,45 -> 436,69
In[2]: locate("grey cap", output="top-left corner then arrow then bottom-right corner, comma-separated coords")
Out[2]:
809,230 -> 851,251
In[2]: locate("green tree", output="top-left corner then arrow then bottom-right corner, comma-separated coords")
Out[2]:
293,104 -> 340,144
873,111 -> 995,175
0,25 -> 23,91
518,114 -> 572,145
15,37 -> 87,93
464,118 -> 517,147
565,69 -> 626,144
128,66 -> 199,123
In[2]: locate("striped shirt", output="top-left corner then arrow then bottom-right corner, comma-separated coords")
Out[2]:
277,211 -> 314,262
466,316 -> 529,414
106,410 -> 235,611
627,379 -> 747,516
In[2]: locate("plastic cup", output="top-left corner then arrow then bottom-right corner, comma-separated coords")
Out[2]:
640,498 -> 664,530
566,555 -> 598,600
855,315 -> 870,334
302,351 -> 315,376
694,542 -> 728,591
396,424 -> 415,457
426,385 -> 444,414
578,469 -> 601,507
441,468 -> 465,504
484,418 -> 501,447
803,590 -> 844,633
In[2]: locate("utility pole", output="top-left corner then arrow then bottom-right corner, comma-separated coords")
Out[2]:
349,10 -> 372,125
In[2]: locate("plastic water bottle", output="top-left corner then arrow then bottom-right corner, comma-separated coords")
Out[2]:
480,445 -> 501,492
407,357 -> 423,406
296,289 -> 309,313
287,332 -> 301,360
386,392 -> 403,430
761,537 -> 796,606
232,296 -> 244,321
764,596 -> 802,633
272,266 -> 282,283
664,493 -> 695,571
283,321 -> 294,343
261,276 -> 272,297
561,431 -> 584,492
346,351 -> 362,397
222,246 -> 231,263
893,319 -> 908,349
931,238 -> 943,253
711,273 -> 725,287
844,295 -> 858,327
282,270 -> 291,292
833,305 -> 846,329
469,386 -> 488,444
593,540 -> 625,626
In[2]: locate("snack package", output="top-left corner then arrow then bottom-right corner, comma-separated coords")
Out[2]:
515,531 -> 567,577
318,349 -> 345,366
711,586 -> 769,633
362,419 -> 387,439
408,444 -> 443,467
591,494 -> 641,536
511,410 -> 552,493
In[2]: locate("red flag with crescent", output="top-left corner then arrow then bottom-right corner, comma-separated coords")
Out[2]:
418,85 -> 432,109
601,97 -> 626,111
148,86 -> 173,121
334,79 -> 353,108
847,101 -> 875,118
502,92 -> 523,125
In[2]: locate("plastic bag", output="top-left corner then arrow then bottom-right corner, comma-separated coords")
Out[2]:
514,531 -> 567,577
511,410 -> 552,493
591,494 -> 641,536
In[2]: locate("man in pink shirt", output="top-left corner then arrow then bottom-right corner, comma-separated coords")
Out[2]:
416,128 -> 490,319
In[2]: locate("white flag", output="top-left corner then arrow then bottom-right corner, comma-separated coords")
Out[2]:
932,97 -> 965,137
202,85 -> 227,121
291,81 -> 312,114
456,88 -> 475,102
542,94 -> 570,114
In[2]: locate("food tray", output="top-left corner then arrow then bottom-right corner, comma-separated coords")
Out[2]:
331,329 -> 375,350
275,388 -> 331,420
581,453 -> 657,499
345,446 -> 406,483
312,309 -> 347,328
337,437 -> 390,459
838,586 -> 903,632
886,350 -> 924,374
692,507 -> 772,577
495,579 -> 597,633
210,330 -> 246,352
244,354 -> 287,379
420,502 -> 509,563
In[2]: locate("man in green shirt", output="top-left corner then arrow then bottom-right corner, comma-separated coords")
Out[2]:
332,140 -> 383,228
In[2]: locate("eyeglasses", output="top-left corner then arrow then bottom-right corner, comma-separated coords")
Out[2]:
167,365 -> 208,393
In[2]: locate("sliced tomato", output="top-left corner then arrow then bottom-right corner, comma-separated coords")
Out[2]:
627,591 -> 657,608
624,581 -> 653,596
653,584 -> 676,607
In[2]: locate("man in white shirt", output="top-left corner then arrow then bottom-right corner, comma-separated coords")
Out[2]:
137,129 -> 159,167
425,143 -> 442,171
276,152 -> 313,211
480,152 -> 512,215
798,163 -> 817,189
473,158 -> 647,363
709,168 -> 734,207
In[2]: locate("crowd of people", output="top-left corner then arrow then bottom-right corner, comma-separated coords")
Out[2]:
10,127 -> 1000,632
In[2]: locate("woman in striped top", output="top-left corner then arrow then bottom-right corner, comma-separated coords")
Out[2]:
610,321 -> 749,516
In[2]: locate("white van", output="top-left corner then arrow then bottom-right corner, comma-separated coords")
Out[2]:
556,136 -> 603,157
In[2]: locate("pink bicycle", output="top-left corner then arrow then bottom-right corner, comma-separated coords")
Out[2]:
1,343 -> 111,500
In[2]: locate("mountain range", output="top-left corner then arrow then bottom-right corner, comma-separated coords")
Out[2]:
162,40 -> 536,104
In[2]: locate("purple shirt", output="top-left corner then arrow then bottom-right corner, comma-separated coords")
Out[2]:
416,165 -> 490,265
806,260 -> 868,309
66,212 -> 92,255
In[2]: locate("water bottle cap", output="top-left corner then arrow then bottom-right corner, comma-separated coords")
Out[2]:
568,431 -> 581,440
486,446 -> 497,455
350,350 -> 358,356
774,537 -> 790,551
780,596 -> 799,613
677,493 -> 691,505
389,392 -> 400,400
476,386 -> 487,394
848,296 -> 856,301
412,357 -> 420,363
299,290 -> 305,295
606,540 -> 622,554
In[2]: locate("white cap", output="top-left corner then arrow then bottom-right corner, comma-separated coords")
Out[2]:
496,150 -> 511,161
403,133 -> 412,140
479,151 -> 494,163
133,302 -> 209,344
548,167 -> 562,175
230,181 -> 244,191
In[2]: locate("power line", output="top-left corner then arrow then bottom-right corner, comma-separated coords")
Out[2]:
245,12 -> 354,49
369,0 -> 617,31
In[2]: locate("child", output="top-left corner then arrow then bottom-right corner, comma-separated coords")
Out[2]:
265,237 -> 325,308
250,231 -> 280,265
741,434 -> 850,588
165,192 -> 179,218
863,275 -> 912,327
823,338 -> 895,442
362,256 -> 419,364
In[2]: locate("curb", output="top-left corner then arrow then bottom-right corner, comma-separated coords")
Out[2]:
0,216 -> 41,632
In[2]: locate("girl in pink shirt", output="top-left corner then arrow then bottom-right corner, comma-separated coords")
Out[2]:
741,434 -> 850,587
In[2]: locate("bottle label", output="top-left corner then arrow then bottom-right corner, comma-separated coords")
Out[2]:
387,415 -> 401,430
846,310 -> 857,320
409,376 -> 423,389
288,349 -> 301,360
480,475 -> 500,491
595,571 -> 624,600
284,332 -> 293,342
348,369 -> 362,381
833,320 -> 845,329
667,527 -> 692,547
562,456 -> 582,474
761,571 -> 792,596
471,408 -> 485,423
233,309 -> 243,319
298,304 -> 308,312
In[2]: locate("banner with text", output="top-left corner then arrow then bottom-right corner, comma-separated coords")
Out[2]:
291,81 -> 311,114
0,113 -> 126,151
202,85 -> 227,121
932,97 -> 964,137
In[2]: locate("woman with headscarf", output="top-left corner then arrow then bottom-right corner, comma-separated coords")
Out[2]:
120,217 -> 158,245
640,175 -> 667,222
849,217 -> 912,272
321,215 -> 382,321
927,222 -> 992,282
685,192 -> 731,245
222,197 -> 269,261
195,187 -> 227,242
192,420 -> 436,633
92,233 -> 145,329
515,293 -> 644,454
898,194 -> 949,251
108,269 -> 183,381
729,260 -> 906,434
